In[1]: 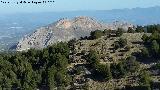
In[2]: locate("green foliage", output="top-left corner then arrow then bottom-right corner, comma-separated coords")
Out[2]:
146,24 -> 160,33
116,28 -> 124,37
125,45 -> 131,51
90,30 -> 104,39
0,42 -> 71,89
114,38 -> 127,50
141,47 -> 150,58
135,24 -> 160,33
135,26 -> 145,33
87,50 -> 113,81
68,38 -> 76,51
123,56 -> 140,73
142,34 -> 149,43
87,50 -> 99,67
75,66 -> 84,75
139,71 -> 151,90
68,38 -> 76,46
110,56 -> 140,79
151,40 -> 159,55
141,30 -> 160,59
111,62 -> 126,78
48,65 -> 56,89
55,70 -> 71,87
114,42 -> 120,50
141,31 -> 160,59
81,50 -> 86,55
119,38 -> 127,48
103,29 -> 111,35
83,82 -> 89,90
54,53 -> 68,69
96,64 -> 112,80
153,63 -> 160,70
150,32 -> 160,41
127,27 -> 135,33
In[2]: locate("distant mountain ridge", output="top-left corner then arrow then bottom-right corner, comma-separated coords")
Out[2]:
1,6 -> 160,51
16,16 -> 133,51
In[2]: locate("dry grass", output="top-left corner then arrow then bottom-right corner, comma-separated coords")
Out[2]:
69,33 -> 156,90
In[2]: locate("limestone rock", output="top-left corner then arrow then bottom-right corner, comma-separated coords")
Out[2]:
16,16 -> 134,51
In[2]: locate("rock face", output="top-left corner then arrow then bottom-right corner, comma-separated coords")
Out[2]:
16,16 -> 133,51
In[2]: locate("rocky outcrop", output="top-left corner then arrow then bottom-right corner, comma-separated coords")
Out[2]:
16,16 -> 134,51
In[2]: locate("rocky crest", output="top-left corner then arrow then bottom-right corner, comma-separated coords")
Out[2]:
16,16 -> 133,51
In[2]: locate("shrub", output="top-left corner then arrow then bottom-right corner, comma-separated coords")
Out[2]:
142,34 -> 149,43
114,42 -> 120,50
141,47 -> 150,58
151,40 -> 159,56
81,50 -> 86,55
87,50 -> 99,67
116,28 -> 124,37
96,64 -> 112,80
90,30 -> 104,39
139,70 -> 151,90
119,38 -> 127,48
135,26 -> 144,33
127,27 -> 135,33
103,29 -> 112,38
110,62 -> 126,78
125,45 -> 131,51
75,66 -> 84,75
123,56 -> 140,72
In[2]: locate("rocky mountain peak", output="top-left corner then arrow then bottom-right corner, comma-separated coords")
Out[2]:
16,16 -> 134,51
54,18 -> 71,29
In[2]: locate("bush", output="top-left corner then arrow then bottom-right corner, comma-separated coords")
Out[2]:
139,71 -> 151,90
48,65 -> 57,89
68,38 -> 76,46
55,70 -> 71,87
125,45 -> 131,51
142,34 -> 149,43
141,47 -> 150,58
114,42 -> 120,50
113,38 -> 127,50
75,66 -> 84,75
96,64 -> 112,80
87,50 -> 99,67
127,27 -> 135,33
146,25 -> 160,33
110,62 -> 126,78
151,40 -> 159,56
123,56 -> 140,72
119,38 -> 127,48
116,28 -> 124,37
103,29 -> 111,37
135,26 -> 144,33
90,30 -> 104,39
81,50 -> 86,55
141,31 -> 160,59
152,63 -> 160,70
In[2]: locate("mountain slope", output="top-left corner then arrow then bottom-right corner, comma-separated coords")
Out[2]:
1,6 -> 160,51
16,16 -> 133,51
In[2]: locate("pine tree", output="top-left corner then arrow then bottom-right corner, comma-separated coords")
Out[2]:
151,40 -> 159,56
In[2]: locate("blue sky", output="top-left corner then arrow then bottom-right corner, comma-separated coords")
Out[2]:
0,0 -> 160,14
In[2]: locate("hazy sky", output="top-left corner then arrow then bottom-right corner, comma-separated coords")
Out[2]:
0,0 -> 160,14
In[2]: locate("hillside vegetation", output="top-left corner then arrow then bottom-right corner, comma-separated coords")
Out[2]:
1,24 -> 160,90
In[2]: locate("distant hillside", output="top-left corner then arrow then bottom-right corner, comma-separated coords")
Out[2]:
16,16 -> 133,51
1,6 -> 160,51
